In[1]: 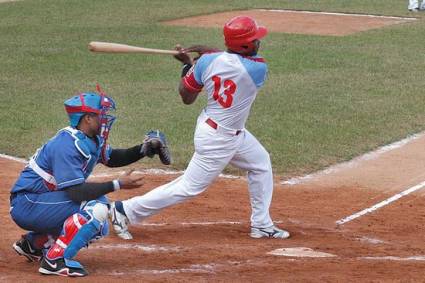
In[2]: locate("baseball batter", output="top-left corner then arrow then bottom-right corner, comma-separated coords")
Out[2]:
9,89 -> 170,277
111,16 -> 290,240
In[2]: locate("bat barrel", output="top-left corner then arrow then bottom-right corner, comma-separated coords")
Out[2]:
88,41 -> 180,55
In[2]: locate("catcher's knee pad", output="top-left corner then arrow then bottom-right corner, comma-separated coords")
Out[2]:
82,200 -> 109,224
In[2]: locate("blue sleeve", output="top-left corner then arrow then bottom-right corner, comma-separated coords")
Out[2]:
257,63 -> 268,88
52,146 -> 85,190
240,57 -> 268,88
193,53 -> 222,85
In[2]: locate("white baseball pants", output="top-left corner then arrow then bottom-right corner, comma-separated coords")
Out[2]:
409,0 -> 425,9
123,111 -> 275,228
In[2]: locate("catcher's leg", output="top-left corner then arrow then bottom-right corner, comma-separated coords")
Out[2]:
40,200 -> 109,277
230,130 -> 289,239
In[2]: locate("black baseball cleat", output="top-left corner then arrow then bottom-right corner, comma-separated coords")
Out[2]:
39,257 -> 88,277
13,236 -> 43,262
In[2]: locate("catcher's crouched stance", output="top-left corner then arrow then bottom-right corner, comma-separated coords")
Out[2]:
9,89 -> 171,277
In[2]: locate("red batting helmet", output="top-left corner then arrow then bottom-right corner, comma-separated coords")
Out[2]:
223,16 -> 268,54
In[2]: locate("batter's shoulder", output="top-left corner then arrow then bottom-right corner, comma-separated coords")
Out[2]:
197,51 -> 224,63
238,55 -> 268,88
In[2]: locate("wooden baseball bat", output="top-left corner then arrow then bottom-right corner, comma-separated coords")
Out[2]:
88,41 -> 180,55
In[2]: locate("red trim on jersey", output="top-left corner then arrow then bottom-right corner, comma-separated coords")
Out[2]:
200,50 -> 222,55
182,73 -> 203,93
241,55 -> 265,63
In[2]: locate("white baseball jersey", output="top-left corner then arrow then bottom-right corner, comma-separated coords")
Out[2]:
183,51 -> 268,130
123,50 -> 278,231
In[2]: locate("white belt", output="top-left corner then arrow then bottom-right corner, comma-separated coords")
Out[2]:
28,158 -> 57,186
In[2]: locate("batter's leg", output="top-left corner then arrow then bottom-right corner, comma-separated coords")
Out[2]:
229,130 -> 274,228
123,121 -> 241,224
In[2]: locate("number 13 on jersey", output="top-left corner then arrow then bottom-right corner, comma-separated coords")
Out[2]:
212,75 -> 237,108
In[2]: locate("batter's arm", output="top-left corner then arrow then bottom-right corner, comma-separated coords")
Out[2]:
178,82 -> 200,105
174,45 -> 203,104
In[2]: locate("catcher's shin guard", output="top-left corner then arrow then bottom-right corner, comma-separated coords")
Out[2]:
46,214 -> 88,260
64,201 -> 109,259
46,201 -> 109,260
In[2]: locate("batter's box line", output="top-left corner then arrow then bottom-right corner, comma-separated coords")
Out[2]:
281,131 -> 425,186
336,180 -> 425,225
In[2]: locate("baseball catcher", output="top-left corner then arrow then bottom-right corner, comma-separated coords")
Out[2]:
9,87 -> 171,277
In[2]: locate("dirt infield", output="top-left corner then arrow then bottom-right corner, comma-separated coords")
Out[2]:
164,9 -> 415,36
2,130 -> 425,282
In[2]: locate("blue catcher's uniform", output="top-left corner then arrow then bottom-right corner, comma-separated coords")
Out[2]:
10,92 -> 117,274
10,126 -> 111,235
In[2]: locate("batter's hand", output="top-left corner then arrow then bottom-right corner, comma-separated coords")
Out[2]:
174,44 -> 193,65
118,169 -> 144,189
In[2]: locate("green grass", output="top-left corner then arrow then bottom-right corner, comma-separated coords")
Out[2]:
0,0 -> 424,176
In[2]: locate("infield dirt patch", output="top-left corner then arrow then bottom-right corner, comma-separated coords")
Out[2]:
164,9 -> 415,36
2,141 -> 425,282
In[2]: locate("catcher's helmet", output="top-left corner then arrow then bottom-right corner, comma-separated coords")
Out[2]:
64,89 -> 116,141
223,16 -> 267,54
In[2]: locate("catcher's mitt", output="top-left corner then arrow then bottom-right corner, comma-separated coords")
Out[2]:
141,130 -> 171,165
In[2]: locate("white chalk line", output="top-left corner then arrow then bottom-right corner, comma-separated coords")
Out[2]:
259,9 -> 417,20
282,131 -> 425,186
356,236 -> 387,245
360,256 -> 425,261
5,131 -> 423,185
90,243 -> 181,252
0,153 -> 27,163
0,153 -> 242,180
104,260 -> 264,276
336,180 -> 425,225
140,221 -> 243,226
106,264 -> 216,275
89,170 -> 241,180
137,220 -> 283,227
0,0 -> 22,3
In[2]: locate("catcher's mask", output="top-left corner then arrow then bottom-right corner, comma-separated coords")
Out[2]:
64,85 -> 116,141
223,16 -> 267,55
